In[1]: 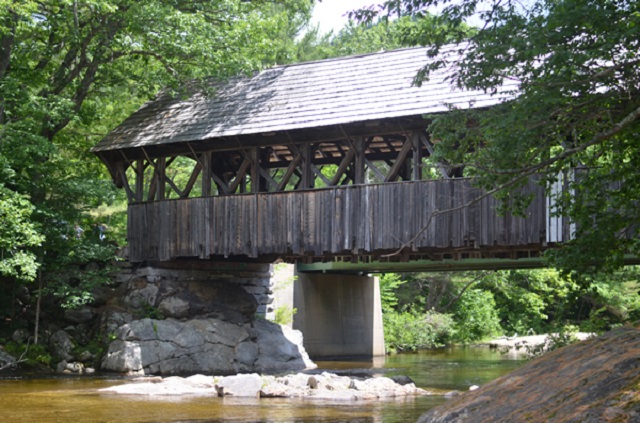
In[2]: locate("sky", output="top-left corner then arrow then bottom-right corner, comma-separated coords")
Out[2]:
309,0 -> 375,35
309,0 -> 489,35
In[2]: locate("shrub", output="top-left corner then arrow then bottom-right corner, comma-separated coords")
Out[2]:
4,341 -> 52,367
452,289 -> 503,343
383,310 -> 455,353
272,305 -> 297,325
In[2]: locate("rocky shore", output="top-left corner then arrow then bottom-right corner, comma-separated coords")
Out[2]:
100,371 -> 429,401
419,324 -> 640,422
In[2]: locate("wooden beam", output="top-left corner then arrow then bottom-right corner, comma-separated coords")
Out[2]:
211,170 -> 230,194
385,137 -> 414,182
181,163 -> 202,198
259,167 -> 278,191
411,131 -> 422,181
311,164 -> 332,187
276,149 -> 302,191
299,143 -> 314,189
229,157 -> 251,194
365,158 -> 387,182
135,159 -> 144,202
250,147 -> 261,193
419,132 -> 450,179
147,168 -> 157,201
329,148 -> 355,186
354,137 -> 366,184
156,157 -> 166,201
202,151 -> 212,196
117,162 -> 135,203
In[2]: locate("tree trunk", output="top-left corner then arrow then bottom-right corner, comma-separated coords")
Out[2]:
33,271 -> 43,345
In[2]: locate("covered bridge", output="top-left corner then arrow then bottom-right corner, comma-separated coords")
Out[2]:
93,46 -> 564,267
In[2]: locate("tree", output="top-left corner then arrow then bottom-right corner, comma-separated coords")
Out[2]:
0,185 -> 43,282
290,12 -> 475,63
0,0 -> 312,282
354,0 -> 640,275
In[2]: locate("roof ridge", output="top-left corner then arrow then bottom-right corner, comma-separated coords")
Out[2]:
265,45 -> 437,70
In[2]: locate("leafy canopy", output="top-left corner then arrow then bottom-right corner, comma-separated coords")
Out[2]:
355,0 -> 640,274
0,0 -> 312,284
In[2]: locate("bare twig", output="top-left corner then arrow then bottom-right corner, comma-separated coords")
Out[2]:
441,271 -> 493,311
0,338 -> 31,372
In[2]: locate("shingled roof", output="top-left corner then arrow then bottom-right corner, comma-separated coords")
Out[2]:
93,45 -> 518,153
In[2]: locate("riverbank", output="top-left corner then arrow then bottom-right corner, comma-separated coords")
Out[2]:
419,324 -> 640,422
484,332 -> 594,350
1,347 -> 520,422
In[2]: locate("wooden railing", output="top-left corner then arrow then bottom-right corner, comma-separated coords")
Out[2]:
127,178 -> 549,262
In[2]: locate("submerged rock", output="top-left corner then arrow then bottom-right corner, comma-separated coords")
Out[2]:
418,324 -> 640,422
100,371 -> 430,400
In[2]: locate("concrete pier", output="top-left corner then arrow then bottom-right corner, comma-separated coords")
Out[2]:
292,269 -> 385,359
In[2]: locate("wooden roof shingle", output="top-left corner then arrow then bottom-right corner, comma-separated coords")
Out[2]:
93,45 -> 518,152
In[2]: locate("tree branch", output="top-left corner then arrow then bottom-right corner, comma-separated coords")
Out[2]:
0,338 -> 30,372
384,103 -> 640,256
441,271 -> 492,311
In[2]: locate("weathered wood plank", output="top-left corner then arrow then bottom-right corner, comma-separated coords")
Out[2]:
128,178 -> 550,262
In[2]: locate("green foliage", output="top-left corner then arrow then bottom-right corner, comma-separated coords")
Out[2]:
380,267 -> 639,350
140,301 -> 164,320
0,0 -> 314,318
379,273 -> 405,313
4,341 -> 52,367
452,289 -> 502,343
384,310 -> 455,352
44,239 -> 117,309
291,13 -> 474,63
574,267 -> 640,333
0,186 -> 44,281
272,305 -> 297,326
353,0 -> 640,275
478,269 -> 579,335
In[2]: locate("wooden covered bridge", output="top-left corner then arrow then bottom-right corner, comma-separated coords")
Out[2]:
93,46 -> 567,271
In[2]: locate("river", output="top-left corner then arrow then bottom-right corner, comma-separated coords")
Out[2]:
0,346 -> 524,422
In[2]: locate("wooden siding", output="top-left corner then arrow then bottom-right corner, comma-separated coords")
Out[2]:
128,179 -> 548,263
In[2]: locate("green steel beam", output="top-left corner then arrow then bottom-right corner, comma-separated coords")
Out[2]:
296,257 -> 546,274
296,255 -> 640,274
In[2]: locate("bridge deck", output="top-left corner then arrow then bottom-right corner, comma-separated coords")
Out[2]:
127,178 -> 558,263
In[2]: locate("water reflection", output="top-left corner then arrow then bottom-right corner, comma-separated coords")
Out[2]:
0,347 -> 523,422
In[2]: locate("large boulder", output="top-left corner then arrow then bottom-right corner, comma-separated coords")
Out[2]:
253,318 -> 315,373
64,307 -> 95,324
418,324 -> 640,423
0,349 -> 16,370
49,330 -> 75,362
101,317 -> 315,375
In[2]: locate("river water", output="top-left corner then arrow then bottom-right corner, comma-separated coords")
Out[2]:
0,346 -> 524,422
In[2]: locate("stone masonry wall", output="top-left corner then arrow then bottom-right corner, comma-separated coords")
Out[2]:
100,260 -> 313,375
111,260 -> 275,319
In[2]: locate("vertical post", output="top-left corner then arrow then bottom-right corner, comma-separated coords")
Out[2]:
411,131 -> 422,181
299,143 -> 314,189
250,147 -> 261,193
202,152 -> 212,197
260,148 -> 270,192
354,137 -> 366,185
135,159 -> 144,202
156,157 -> 166,201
